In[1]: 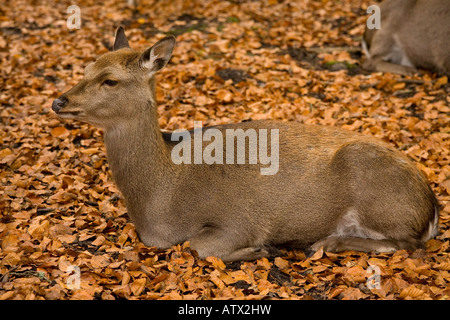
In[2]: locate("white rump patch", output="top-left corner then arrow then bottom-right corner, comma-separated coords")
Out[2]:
362,38 -> 371,59
422,206 -> 439,241
330,208 -> 386,240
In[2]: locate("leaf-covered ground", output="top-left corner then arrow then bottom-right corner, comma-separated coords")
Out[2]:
0,0 -> 449,300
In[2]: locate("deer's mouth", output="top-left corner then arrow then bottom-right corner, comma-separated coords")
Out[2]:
56,109 -> 85,118
58,110 -> 82,115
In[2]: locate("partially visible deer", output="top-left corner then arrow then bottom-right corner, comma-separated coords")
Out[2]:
362,0 -> 450,76
52,27 -> 439,261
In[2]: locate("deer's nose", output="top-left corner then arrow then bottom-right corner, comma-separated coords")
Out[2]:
52,97 -> 68,113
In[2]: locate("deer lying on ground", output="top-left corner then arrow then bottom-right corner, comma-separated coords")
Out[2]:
52,27 -> 439,261
362,0 -> 450,76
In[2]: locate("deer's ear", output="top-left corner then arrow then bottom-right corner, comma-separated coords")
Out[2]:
113,26 -> 130,51
139,36 -> 176,74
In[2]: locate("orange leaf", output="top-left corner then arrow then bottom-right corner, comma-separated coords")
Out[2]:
274,257 -> 290,270
206,256 -> 226,270
51,126 -> 69,137
399,285 -> 425,299
426,239 -> 442,252
340,287 -> 368,300
434,262 -> 450,271
209,270 -> 225,289
131,278 -> 147,296
216,89 -> 233,103
312,265 -> 328,273
435,76 -> 448,87
310,247 -> 324,261
90,254 -> 110,269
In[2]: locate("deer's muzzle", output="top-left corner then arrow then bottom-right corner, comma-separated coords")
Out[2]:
52,97 -> 68,113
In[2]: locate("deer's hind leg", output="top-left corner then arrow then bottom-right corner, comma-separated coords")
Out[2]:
310,209 -> 425,253
311,236 -> 424,253
313,141 -> 437,255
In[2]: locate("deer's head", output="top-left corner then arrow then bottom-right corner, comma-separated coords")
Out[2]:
52,27 -> 175,129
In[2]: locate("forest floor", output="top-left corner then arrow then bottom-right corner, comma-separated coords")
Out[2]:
0,0 -> 449,300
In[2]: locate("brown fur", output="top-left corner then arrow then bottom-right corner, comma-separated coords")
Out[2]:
362,0 -> 450,76
52,28 -> 439,261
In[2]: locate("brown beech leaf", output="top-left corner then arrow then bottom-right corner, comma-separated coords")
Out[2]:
50,126 -> 70,138
206,256 -> 226,270
399,285 -> 426,299
131,278 -> 147,296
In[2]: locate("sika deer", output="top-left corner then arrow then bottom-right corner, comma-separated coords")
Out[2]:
52,27 -> 439,261
362,0 -> 450,76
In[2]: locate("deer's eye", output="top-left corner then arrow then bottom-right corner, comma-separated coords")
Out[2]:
102,79 -> 118,86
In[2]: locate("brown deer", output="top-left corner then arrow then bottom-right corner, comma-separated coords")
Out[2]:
52,27 -> 439,261
362,0 -> 450,76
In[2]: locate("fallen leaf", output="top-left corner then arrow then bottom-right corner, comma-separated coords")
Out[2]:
310,247 -> 324,261
399,285 -> 425,299
90,255 -> 111,269
51,126 -> 69,138
131,278 -> 147,296
206,256 -> 226,270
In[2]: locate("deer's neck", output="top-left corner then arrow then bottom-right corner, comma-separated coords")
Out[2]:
103,103 -> 175,208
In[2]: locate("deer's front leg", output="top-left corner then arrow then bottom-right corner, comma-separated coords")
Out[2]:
188,225 -> 269,262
